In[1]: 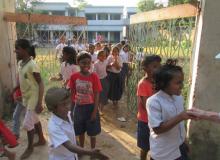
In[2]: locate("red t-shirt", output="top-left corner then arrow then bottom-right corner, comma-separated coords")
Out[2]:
137,78 -> 153,122
68,72 -> 102,105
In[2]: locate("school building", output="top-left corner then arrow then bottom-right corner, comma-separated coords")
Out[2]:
32,2 -> 137,43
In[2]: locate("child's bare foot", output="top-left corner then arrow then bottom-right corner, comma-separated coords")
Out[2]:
20,148 -> 33,160
33,139 -> 46,147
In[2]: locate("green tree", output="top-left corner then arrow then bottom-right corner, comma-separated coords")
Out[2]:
169,0 -> 198,6
137,0 -> 159,12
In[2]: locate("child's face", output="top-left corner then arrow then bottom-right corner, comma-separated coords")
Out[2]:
62,52 -> 68,61
79,58 -> 91,73
15,46 -> 26,60
123,46 -> 129,52
55,99 -> 71,118
96,44 -> 102,50
98,54 -> 106,62
89,45 -> 95,53
165,72 -> 184,96
112,48 -> 119,57
145,61 -> 161,78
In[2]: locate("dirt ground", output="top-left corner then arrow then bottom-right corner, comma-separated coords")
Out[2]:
3,96 -> 143,160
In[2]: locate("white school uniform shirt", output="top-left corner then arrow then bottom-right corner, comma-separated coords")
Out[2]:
48,112 -> 78,160
60,62 -> 79,81
120,50 -> 129,63
71,43 -> 79,53
107,55 -> 122,73
93,59 -> 108,79
56,43 -> 67,58
146,90 -> 185,160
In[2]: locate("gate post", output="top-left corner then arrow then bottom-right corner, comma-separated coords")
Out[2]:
0,0 -> 17,117
188,0 -> 220,159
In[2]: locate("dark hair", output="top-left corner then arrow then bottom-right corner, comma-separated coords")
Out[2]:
122,44 -> 130,51
112,46 -> 120,53
15,39 -> 36,59
62,46 -> 77,65
97,50 -> 105,57
154,59 -> 183,91
141,55 -> 161,68
77,51 -> 92,63
120,40 -> 126,46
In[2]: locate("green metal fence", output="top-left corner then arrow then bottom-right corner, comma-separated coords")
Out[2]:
127,16 -> 196,114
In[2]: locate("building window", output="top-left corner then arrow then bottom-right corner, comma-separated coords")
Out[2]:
110,14 -> 121,20
110,32 -> 120,43
97,32 -> 108,42
98,13 -> 108,20
51,11 -> 65,16
86,14 -> 96,20
88,31 -> 96,43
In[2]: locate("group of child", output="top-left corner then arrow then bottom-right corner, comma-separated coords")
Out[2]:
1,38 -> 219,160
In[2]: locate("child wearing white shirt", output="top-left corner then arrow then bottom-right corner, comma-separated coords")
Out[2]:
94,50 -> 109,115
147,59 -> 196,160
45,87 -> 109,160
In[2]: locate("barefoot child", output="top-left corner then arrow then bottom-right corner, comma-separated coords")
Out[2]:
15,39 -> 46,159
50,46 -> 79,87
94,50 -> 109,115
147,59 -> 195,160
136,55 -> 161,160
45,87 -> 108,160
68,52 -> 102,150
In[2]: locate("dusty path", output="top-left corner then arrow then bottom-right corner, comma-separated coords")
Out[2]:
3,96 -> 140,160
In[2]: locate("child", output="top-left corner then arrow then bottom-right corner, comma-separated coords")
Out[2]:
45,87 -> 108,160
94,50 -> 109,115
107,46 -> 123,106
136,55 -> 161,160
120,44 -> 131,91
147,59 -> 195,160
50,46 -> 79,87
68,52 -> 102,150
0,119 -> 17,160
55,36 -> 67,62
15,39 -> 46,159
88,43 -> 97,63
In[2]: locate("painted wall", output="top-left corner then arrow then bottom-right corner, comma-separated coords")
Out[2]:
188,0 -> 220,159
0,0 -> 16,117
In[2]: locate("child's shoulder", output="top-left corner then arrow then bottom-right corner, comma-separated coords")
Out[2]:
138,77 -> 152,86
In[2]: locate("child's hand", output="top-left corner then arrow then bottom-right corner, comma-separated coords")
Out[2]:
35,104 -> 43,114
91,149 -> 109,160
179,111 -> 197,120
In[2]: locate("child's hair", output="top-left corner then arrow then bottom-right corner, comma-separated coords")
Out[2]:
153,59 -> 183,91
120,40 -> 126,46
77,51 -> 92,63
62,46 -> 77,65
15,39 -> 36,59
103,46 -> 110,53
45,87 -> 71,112
111,46 -> 120,54
141,55 -> 162,69
97,50 -> 105,58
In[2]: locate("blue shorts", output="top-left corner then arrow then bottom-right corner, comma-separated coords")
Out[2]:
137,121 -> 150,151
73,104 -> 101,137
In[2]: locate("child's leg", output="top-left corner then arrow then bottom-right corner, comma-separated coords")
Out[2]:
90,136 -> 96,149
33,122 -> 46,146
12,102 -> 25,138
140,149 -> 147,160
20,129 -> 34,159
78,134 -> 85,148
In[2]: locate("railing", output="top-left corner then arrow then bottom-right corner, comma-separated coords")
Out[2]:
127,4 -> 198,114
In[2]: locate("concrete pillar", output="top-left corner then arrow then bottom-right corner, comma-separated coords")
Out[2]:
96,14 -> 98,20
0,0 -> 16,117
188,0 -> 220,159
108,31 -> 110,42
108,14 -> 111,20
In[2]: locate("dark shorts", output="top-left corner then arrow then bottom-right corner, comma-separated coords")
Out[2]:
137,121 -> 150,151
150,143 -> 189,160
73,104 -> 101,137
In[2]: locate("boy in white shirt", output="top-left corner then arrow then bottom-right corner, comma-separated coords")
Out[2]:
45,87 -> 109,160
55,36 -> 67,62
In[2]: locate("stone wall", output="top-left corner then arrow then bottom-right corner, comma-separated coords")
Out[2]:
0,0 -> 16,117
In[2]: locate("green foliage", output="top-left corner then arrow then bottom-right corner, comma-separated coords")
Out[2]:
168,0 -> 198,6
137,0 -> 161,12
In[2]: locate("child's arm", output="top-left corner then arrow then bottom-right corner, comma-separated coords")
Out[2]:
140,96 -> 148,111
153,111 -> 193,134
63,141 -> 108,159
91,91 -> 99,121
33,72 -> 44,114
